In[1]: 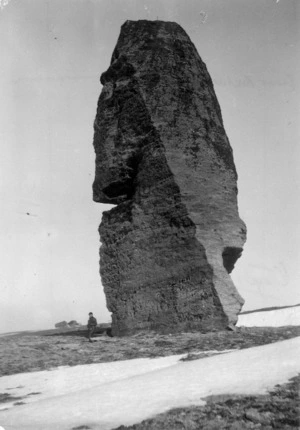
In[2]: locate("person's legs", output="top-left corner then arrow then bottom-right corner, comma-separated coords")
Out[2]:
88,326 -> 95,342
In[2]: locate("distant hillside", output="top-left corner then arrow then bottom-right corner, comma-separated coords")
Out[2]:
240,303 -> 300,315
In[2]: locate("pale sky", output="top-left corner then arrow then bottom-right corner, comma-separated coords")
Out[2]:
0,0 -> 299,333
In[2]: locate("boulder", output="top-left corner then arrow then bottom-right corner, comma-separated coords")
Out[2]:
55,321 -> 69,329
68,320 -> 81,327
92,20 -> 246,336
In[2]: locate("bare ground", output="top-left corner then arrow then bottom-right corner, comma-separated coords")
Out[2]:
114,375 -> 300,430
0,325 -> 299,429
0,326 -> 300,376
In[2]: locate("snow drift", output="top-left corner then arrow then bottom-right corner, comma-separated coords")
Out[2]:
237,305 -> 300,327
0,337 -> 299,430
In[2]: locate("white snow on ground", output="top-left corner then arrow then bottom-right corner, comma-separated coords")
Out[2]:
0,337 -> 299,430
0,349 -> 236,412
237,305 -> 300,327
0,354 -> 186,411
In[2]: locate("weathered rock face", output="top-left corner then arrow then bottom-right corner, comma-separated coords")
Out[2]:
93,20 -> 246,336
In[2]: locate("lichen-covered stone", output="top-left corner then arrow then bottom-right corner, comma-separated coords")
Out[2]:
93,20 -> 247,336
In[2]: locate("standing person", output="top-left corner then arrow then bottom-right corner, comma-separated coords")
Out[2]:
87,312 -> 97,342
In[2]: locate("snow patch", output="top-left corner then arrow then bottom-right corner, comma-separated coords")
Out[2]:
0,337 -> 299,430
0,354 -> 185,411
237,305 -> 300,327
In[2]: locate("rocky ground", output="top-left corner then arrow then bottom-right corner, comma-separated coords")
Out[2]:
0,326 -> 299,429
114,375 -> 300,430
0,326 -> 299,376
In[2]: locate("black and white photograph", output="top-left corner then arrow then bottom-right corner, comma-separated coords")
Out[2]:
0,1 -> 299,429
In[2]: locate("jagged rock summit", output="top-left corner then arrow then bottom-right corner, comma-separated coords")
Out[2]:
93,20 -> 247,336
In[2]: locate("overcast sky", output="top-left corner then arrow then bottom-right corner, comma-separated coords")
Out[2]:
0,0 -> 299,333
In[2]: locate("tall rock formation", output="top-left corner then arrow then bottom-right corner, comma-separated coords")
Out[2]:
93,20 -> 247,336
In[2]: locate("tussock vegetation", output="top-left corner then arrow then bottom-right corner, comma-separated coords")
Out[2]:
0,326 -> 299,376
1,326 -> 299,429
114,375 -> 300,429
